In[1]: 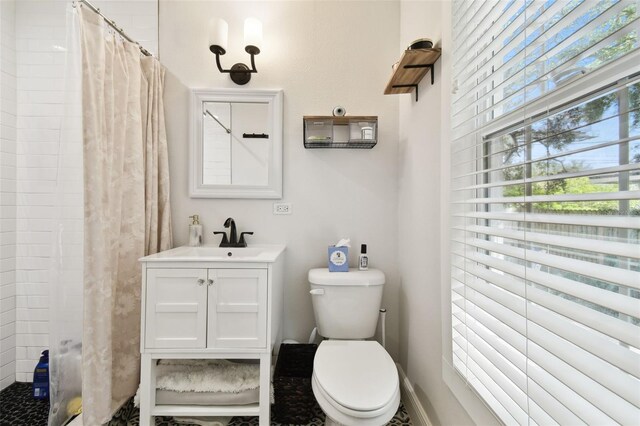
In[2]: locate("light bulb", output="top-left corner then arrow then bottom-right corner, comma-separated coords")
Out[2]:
209,18 -> 228,53
244,17 -> 262,53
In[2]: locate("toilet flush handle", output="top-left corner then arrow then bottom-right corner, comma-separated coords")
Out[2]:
309,289 -> 325,296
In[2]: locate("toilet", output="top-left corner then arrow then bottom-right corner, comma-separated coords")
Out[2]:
308,268 -> 400,426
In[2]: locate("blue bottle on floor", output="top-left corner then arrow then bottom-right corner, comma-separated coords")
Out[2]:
33,350 -> 49,400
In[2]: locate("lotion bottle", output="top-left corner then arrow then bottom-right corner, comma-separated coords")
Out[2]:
359,244 -> 369,271
189,215 -> 203,247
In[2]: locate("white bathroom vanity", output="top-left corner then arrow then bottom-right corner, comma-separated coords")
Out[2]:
138,245 -> 286,426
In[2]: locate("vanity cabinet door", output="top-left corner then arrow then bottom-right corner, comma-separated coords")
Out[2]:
145,268 -> 208,349
207,269 -> 268,348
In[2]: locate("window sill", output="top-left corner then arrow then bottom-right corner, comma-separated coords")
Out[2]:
441,357 -> 501,426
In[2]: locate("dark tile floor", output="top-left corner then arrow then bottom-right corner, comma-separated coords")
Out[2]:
0,382 -> 49,426
110,397 -> 412,426
1,383 -> 412,426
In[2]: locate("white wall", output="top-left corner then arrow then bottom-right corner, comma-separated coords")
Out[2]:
11,0 -> 158,382
397,2 -> 496,425
0,0 -> 17,391
159,0 -> 401,357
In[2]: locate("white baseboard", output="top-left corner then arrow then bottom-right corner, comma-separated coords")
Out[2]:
397,363 -> 432,426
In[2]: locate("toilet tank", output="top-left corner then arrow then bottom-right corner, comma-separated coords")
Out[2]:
308,268 -> 385,339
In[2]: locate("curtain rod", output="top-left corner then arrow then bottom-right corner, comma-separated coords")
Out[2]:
74,0 -> 154,57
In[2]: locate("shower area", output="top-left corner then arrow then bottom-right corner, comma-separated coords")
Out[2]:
0,1 -> 171,424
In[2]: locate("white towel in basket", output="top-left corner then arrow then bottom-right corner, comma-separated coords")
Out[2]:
154,359 -> 260,393
173,416 -> 232,426
134,359 -> 274,407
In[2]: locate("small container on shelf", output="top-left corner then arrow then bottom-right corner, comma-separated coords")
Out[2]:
349,121 -> 377,144
304,118 -> 333,146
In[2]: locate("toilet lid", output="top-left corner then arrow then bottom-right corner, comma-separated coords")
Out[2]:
313,340 -> 398,412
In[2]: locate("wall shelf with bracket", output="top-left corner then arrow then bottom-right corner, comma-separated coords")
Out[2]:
384,48 -> 442,102
303,116 -> 378,149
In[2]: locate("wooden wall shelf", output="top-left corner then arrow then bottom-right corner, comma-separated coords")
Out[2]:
384,48 -> 442,101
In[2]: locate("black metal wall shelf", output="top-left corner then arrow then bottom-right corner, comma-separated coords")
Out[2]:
304,140 -> 377,149
303,116 -> 378,149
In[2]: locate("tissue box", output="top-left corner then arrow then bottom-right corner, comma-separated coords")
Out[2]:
328,246 -> 349,272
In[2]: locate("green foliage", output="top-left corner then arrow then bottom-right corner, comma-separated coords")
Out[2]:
501,2 -> 638,111
558,4 -> 637,72
501,160 -> 639,214
534,176 -> 619,212
630,83 -> 640,128
487,2 -> 640,215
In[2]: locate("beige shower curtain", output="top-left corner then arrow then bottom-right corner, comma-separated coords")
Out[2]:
78,7 -> 172,425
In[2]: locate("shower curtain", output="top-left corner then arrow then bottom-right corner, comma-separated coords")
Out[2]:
49,4 -> 172,425
48,6 -> 84,426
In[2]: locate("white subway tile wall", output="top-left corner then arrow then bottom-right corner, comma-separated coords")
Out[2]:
0,0 -> 18,391
13,0 -> 157,383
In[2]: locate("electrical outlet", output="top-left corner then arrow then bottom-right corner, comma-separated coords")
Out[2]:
273,202 -> 292,215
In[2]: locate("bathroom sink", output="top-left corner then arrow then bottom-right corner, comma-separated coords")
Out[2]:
140,244 -> 286,263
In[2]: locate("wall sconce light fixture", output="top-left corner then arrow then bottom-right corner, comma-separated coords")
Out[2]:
209,17 -> 263,85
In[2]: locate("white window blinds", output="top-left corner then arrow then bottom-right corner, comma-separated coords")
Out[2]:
450,1 -> 640,424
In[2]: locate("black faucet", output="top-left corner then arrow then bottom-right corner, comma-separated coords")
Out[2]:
225,217 -> 237,246
214,218 -> 253,247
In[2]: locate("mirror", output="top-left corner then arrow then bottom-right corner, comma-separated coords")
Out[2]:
190,89 -> 283,198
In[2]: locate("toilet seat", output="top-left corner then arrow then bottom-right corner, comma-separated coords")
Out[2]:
312,373 -> 400,419
314,340 -> 399,411
312,340 -> 400,425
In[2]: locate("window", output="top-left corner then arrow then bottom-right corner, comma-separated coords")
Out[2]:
450,1 -> 640,424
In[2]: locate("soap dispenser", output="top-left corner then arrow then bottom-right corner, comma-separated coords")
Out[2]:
189,215 -> 203,247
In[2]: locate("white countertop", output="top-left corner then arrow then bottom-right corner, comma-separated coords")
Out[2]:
140,244 -> 286,263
